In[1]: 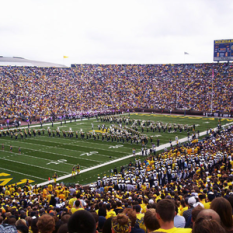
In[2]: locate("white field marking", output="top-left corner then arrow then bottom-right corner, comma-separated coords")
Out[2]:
35,137 -> 128,154
0,113 -> 128,132
76,123 -> 85,125
80,151 -> 98,156
204,122 -> 210,123
151,135 -> 162,137
0,155 -> 67,174
46,159 -> 67,165
36,122 -> 233,186
20,139 -> 117,162
0,146 -> 77,168
1,138 -> 102,163
109,145 -> 123,148
196,124 -> 200,126
0,167 -> 45,180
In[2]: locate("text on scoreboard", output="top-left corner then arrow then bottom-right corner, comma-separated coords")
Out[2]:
214,39 -> 233,61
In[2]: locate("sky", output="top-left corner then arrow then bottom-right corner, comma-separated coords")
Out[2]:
0,0 -> 233,66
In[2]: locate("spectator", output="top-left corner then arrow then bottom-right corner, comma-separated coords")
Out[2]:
36,214 -> 55,233
211,197 -> 233,233
154,199 -> 192,232
68,210 -> 96,233
144,209 -> 160,233
193,216 -> 226,233
124,208 -> 145,233
174,205 -> 185,228
111,214 -> 131,233
183,196 -> 196,222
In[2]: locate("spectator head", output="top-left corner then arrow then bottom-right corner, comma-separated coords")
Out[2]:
16,219 -> 27,227
112,214 -> 131,233
68,210 -> 96,233
188,196 -> 196,207
191,205 -> 204,224
196,209 -> 221,224
123,208 -> 136,227
61,214 -> 71,224
156,199 -> 175,223
99,207 -> 107,217
36,214 -> 55,233
57,224 -> 68,233
193,216 -> 226,233
75,200 -> 80,208
208,192 -> 216,202
144,209 -> 160,232
16,225 -> 29,233
134,205 -> 141,213
211,197 -> 233,230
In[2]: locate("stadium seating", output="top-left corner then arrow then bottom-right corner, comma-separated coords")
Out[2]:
0,63 -> 233,122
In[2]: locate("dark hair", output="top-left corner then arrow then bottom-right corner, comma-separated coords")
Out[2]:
211,197 -> 233,230
75,200 -> 80,207
193,217 -> 226,233
68,210 -> 96,233
98,208 -> 107,217
156,199 -> 175,222
134,205 -> 141,213
144,209 -> 160,231
57,224 -> 68,233
192,206 -> 204,222
102,218 -> 112,233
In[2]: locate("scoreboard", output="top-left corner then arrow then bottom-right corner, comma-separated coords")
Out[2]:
214,39 -> 233,61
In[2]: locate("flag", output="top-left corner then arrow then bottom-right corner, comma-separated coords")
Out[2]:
63,56 -> 68,59
184,52 -> 189,55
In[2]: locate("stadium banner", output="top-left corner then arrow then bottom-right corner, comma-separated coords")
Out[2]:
213,39 -> 233,61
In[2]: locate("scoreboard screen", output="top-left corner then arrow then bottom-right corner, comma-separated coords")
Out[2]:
214,39 -> 233,61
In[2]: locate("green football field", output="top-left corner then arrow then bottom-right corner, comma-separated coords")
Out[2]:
0,113 -> 232,187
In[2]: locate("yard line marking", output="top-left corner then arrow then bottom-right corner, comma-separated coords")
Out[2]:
0,156 -> 67,174
0,149 -> 76,168
0,167 -> 45,180
25,138 -> 118,159
0,138 -> 103,163
37,137 -> 129,154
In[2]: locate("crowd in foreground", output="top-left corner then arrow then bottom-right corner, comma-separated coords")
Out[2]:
0,125 -> 233,233
0,63 -> 233,120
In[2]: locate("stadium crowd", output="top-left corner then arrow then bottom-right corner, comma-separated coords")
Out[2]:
0,123 -> 233,233
0,63 -> 233,121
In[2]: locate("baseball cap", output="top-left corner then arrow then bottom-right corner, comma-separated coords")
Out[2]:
188,196 -> 196,206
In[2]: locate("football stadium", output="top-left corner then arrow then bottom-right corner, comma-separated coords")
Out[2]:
1,1 -> 233,233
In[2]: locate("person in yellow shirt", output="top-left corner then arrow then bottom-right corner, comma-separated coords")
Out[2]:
68,194 -> 77,208
154,199 -> 192,232
134,205 -> 146,232
70,200 -> 84,214
42,187 -> 48,199
48,184 -> 53,192
204,192 -> 215,209
106,203 -> 116,219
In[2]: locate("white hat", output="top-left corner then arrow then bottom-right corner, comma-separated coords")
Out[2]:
188,196 -> 196,205
149,199 -> 154,204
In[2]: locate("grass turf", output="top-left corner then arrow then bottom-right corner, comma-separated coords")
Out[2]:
0,113 -> 232,186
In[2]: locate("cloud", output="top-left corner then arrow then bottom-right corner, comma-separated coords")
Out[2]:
0,0 -> 233,64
